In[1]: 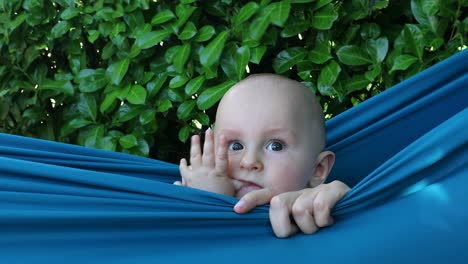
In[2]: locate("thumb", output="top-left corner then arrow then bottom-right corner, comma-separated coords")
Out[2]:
234,188 -> 275,214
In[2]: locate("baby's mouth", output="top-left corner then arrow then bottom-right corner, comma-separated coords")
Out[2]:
235,182 -> 262,198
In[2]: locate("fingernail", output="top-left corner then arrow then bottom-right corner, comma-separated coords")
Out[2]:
234,200 -> 246,210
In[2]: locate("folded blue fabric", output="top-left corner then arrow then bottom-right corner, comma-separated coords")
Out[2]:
0,50 -> 466,263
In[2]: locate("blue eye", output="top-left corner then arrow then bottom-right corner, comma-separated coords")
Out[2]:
266,141 -> 284,151
228,142 -> 244,151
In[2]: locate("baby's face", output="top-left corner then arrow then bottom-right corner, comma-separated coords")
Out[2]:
215,76 -> 323,198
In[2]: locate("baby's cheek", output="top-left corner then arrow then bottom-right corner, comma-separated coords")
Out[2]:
269,163 -> 308,192
226,157 -> 238,178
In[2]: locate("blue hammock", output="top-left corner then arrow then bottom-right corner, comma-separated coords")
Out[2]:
0,50 -> 467,263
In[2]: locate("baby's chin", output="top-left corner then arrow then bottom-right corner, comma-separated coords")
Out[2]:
235,185 -> 262,198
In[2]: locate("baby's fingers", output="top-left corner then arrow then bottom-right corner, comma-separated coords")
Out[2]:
179,158 -> 189,185
215,135 -> 228,174
202,128 -> 215,167
190,135 -> 202,167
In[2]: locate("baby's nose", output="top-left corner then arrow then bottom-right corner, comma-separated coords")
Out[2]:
240,152 -> 263,171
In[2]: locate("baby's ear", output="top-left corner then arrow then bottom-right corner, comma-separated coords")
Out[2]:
309,151 -> 336,187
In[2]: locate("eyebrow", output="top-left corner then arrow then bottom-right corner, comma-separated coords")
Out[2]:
219,128 -> 296,140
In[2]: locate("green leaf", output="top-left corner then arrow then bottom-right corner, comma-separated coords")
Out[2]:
248,10 -> 272,41
85,125 -> 104,148
195,113 -> 210,126
314,0 -> 333,10
78,93 -> 97,122
411,0 -> 439,33
100,91 -> 118,113
311,4 -> 338,30
221,44 -> 251,81
97,136 -> 117,152
147,73 -> 168,98
127,85 -> 147,105
9,13 -> 27,31
135,29 -> 172,49
151,10 -> 175,25
157,99 -> 172,112
269,0 -> 291,27
168,89 -> 185,102
116,104 -> 145,122
40,80 -> 74,95
390,54 -> 419,72
88,30 -> 99,43
194,25 -> 215,42
139,109 -> 156,125
318,60 -> 341,96
106,58 -> 130,85
273,47 -> 307,73
178,125 -> 191,143
119,134 -> 138,149
51,21 -> 70,38
280,19 -> 309,38
136,139 -> 150,156
200,30 -> 230,67
235,2 -> 259,25
176,4 -> 197,27
61,7 -> 80,20
174,44 -> 191,73
403,24 -> 424,59
78,69 -> 108,93
365,64 -> 382,81
343,75 -> 370,94
169,75 -> 189,88
336,45 -> 373,65
309,40 -> 332,64
250,45 -> 267,64
165,45 -> 180,63
179,21 -> 197,40
185,75 -> 205,95
197,80 -> 236,110
69,118 -> 92,129
365,37 -> 389,63
177,100 -> 197,120
370,0 -> 389,10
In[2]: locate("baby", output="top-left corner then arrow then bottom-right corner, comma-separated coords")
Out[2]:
174,74 -> 350,237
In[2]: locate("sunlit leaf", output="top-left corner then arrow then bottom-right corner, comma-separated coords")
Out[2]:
311,4 -> 338,30
200,30 -> 230,67
78,93 -> 97,122
390,54 -> 419,72
235,2 -> 259,25
106,58 -> 130,85
318,60 -> 341,96
135,29 -> 172,49
185,75 -> 205,95
177,100 -> 197,120
273,47 -> 307,73
336,45 -> 373,65
127,85 -> 147,105
119,134 -> 138,148
197,80 -> 236,110
194,25 -> 216,42
174,44 -> 191,73
151,10 -> 175,25
269,0 -> 291,27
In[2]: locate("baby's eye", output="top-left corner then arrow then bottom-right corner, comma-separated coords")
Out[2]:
228,141 -> 244,151
266,141 -> 284,151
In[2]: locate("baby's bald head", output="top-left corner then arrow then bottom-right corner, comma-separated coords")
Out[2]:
216,74 -> 326,154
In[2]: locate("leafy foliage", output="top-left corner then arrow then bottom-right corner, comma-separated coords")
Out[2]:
0,0 -> 466,162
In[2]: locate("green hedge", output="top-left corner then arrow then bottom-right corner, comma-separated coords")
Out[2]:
0,0 -> 466,162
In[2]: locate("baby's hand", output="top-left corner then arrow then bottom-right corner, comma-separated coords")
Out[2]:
174,128 -> 235,196
234,181 -> 350,238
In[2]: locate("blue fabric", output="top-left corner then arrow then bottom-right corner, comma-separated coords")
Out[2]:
0,50 -> 467,263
